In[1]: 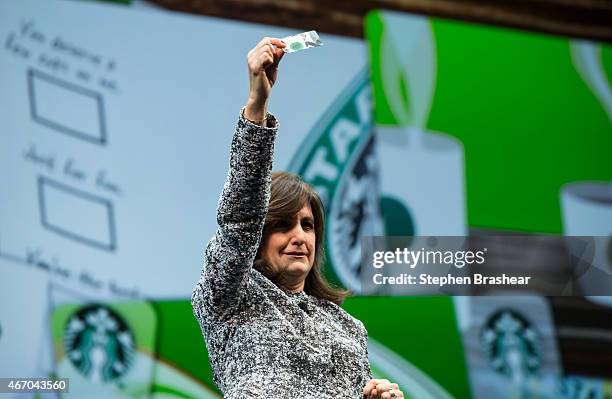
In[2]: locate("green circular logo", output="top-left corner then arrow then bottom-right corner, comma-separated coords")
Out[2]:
290,42 -> 304,51
480,309 -> 541,379
64,305 -> 135,383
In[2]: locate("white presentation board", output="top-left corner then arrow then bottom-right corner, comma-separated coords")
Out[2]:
0,0 -> 366,300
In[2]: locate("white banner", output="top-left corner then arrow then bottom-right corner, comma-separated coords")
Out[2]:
0,0 -> 366,300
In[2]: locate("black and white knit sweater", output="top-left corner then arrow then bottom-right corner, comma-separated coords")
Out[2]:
191,111 -> 371,398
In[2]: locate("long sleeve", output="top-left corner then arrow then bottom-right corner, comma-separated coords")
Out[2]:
191,110 -> 371,399
192,110 -> 278,322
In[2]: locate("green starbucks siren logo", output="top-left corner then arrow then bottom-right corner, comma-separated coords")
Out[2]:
289,68 -> 384,292
290,42 -> 304,52
480,310 -> 541,382
64,304 -> 135,383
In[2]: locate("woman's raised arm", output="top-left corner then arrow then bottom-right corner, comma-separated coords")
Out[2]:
192,37 -> 286,322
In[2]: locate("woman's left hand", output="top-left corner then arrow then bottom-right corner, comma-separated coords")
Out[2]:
362,378 -> 404,399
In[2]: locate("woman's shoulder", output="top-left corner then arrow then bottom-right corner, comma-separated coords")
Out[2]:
314,296 -> 367,335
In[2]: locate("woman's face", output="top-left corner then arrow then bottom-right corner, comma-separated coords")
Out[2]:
261,203 -> 316,281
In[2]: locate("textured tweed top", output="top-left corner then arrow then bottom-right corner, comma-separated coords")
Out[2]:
192,111 -> 372,399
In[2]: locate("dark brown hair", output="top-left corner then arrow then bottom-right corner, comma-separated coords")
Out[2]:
254,171 -> 349,305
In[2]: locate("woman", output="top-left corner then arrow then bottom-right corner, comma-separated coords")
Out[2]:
192,37 -> 404,399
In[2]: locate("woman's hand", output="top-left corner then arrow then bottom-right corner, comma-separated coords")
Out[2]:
363,379 -> 404,399
245,37 -> 286,124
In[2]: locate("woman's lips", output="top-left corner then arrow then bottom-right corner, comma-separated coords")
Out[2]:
284,252 -> 306,257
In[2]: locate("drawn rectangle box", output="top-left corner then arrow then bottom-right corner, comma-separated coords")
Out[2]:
28,69 -> 107,145
38,177 -> 116,251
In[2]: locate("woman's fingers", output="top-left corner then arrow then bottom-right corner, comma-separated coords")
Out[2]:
259,52 -> 274,67
269,37 -> 286,48
364,379 -> 395,398
258,37 -> 285,64
255,37 -> 284,56
363,379 -> 379,397
247,39 -> 269,64
245,36 -> 285,110
381,389 -> 404,399
272,47 -> 284,66
370,380 -> 396,398
248,41 -> 281,74
254,36 -> 272,52
378,383 -> 398,391
248,47 -> 282,74
363,379 -> 403,399
247,51 -> 272,74
378,382 -> 402,399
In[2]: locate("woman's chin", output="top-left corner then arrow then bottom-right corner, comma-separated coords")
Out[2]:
284,260 -> 312,274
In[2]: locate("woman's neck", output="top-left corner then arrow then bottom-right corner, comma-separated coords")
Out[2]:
279,280 -> 305,293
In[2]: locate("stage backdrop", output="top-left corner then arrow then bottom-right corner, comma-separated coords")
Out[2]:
366,10 -> 612,235
1,1 -> 468,398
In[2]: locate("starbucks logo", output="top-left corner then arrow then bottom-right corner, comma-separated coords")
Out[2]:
289,68 -> 417,292
329,134 -> 384,291
64,305 -> 135,383
290,42 -> 304,52
480,310 -> 541,381
289,68 -> 386,292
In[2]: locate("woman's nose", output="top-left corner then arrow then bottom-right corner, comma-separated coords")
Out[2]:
289,224 -> 306,244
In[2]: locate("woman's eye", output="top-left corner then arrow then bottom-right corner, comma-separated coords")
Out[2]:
302,221 -> 314,230
274,220 -> 291,229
